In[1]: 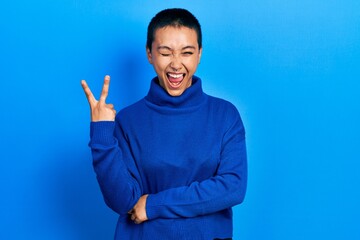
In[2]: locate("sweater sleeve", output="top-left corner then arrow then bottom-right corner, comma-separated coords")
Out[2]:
145,109 -> 247,220
89,121 -> 142,215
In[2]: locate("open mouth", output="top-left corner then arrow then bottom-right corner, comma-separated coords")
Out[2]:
167,73 -> 185,88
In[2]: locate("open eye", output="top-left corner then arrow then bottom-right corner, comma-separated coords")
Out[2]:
182,51 -> 194,56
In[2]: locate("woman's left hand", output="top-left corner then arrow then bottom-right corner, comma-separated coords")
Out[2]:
128,194 -> 149,224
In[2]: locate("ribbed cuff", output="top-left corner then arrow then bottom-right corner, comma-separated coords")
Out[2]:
89,121 -> 116,146
145,194 -> 162,220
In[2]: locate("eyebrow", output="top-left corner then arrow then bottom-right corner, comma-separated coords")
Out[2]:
157,46 -> 196,51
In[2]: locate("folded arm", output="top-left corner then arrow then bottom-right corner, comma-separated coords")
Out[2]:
145,113 -> 247,220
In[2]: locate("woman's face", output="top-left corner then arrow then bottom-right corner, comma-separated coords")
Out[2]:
147,26 -> 202,96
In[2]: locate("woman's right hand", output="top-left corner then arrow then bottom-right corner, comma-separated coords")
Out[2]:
81,75 -> 116,122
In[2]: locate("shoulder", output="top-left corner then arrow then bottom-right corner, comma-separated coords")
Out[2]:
206,94 -> 241,117
205,94 -> 245,133
115,98 -> 146,123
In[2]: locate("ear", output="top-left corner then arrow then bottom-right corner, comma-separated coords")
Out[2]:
146,47 -> 153,64
198,47 -> 203,64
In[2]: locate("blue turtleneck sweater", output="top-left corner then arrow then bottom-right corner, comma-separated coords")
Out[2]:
89,76 -> 247,239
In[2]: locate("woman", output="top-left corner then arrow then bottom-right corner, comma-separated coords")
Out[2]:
81,8 -> 247,240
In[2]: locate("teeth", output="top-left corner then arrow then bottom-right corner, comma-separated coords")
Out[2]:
168,73 -> 183,78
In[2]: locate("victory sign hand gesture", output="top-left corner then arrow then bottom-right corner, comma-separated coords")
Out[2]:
81,75 -> 116,122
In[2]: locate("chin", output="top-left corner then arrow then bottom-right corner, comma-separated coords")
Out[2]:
166,89 -> 183,96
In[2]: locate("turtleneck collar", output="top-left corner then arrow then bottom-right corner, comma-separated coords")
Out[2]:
144,76 -> 206,110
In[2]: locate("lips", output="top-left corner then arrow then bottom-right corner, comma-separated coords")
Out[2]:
167,73 -> 185,88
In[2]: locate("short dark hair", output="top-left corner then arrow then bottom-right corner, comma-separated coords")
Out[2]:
146,8 -> 202,51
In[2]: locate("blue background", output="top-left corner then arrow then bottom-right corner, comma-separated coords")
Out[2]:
1,0 -> 359,239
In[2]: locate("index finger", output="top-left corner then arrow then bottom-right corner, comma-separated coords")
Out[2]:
81,80 -> 96,105
99,75 -> 110,103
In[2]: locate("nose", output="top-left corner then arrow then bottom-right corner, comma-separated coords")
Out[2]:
170,55 -> 182,71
